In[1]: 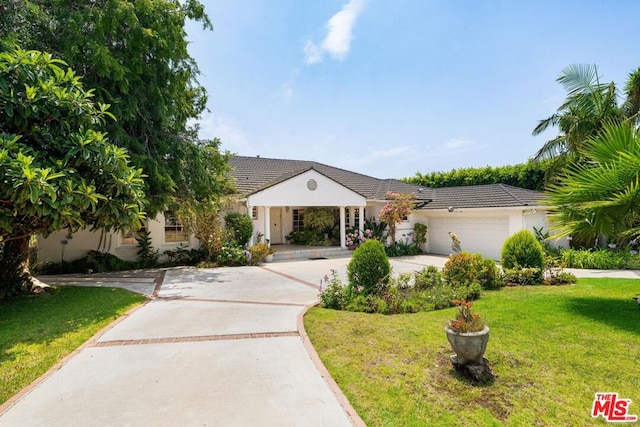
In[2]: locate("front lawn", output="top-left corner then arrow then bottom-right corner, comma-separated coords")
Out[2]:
0,286 -> 146,404
305,278 -> 640,426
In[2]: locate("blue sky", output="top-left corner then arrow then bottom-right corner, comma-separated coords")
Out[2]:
186,0 -> 640,179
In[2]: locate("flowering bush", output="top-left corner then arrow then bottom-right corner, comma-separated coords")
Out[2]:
247,242 -> 269,265
319,270 -> 348,309
378,192 -> 415,243
345,228 -> 373,249
216,243 -> 250,266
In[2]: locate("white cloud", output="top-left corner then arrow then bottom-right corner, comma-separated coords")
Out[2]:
349,145 -> 413,168
304,0 -> 366,64
282,83 -> 294,103
322,0 -> 365,60
304,40 -> 324,64
443,138 -> 474,152
196,112 -> 254,155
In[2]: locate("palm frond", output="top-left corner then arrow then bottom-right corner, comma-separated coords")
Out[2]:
623,68 -> 640,120
532,114 -> 560,136
557,64 -> 600,97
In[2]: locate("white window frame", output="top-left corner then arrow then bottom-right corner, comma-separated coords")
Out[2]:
120,223 -> 148,246
164,213 -> 188,244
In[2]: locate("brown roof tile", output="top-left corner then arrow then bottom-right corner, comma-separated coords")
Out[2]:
229,156 -> 542,209
229,156 -> 432,201
423,184 -> 543,209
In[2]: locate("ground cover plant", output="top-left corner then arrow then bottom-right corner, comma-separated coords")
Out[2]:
306,278 -> 640,426
560,248 -> 640,270
0,286 -> 145,404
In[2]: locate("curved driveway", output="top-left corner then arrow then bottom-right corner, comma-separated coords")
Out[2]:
1,255 -> 637,427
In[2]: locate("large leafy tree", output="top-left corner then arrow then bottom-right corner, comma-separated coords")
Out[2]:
0,49 -> 146,298
544,122 -> 640,244
533,64 -> 640,181
1,0 -> 221,214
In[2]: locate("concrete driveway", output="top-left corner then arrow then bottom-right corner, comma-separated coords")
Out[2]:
0,261 -> 364,427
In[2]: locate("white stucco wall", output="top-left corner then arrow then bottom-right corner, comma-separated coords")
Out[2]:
37,212 -> 199,264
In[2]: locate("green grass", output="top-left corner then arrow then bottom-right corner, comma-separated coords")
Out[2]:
0,286 -> 146,404
305,279 -> 640,426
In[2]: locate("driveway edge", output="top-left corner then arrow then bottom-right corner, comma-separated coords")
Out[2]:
0,298 -> 150,417
297,304 -> 367,427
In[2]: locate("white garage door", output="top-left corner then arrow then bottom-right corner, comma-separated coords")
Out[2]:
428,216 -> 509,260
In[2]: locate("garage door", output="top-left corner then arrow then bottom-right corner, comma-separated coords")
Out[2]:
428,216 -> 509,260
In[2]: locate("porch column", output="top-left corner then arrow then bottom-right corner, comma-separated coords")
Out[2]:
264,206 -> 271,246
339,206 -> 346,248
359,206 -> 366,232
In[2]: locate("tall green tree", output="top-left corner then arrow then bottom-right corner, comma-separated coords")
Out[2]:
0,49 -> 146,298
544,122 -> 640,244
533,64 -> 640,181
1,0 -> 220,215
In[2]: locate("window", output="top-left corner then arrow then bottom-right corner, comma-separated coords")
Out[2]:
293,209 -> 305,232
164,213 -> 188,243
345,208 -> 350,227
121,225 -> 147,246
354,208 -> 360,226
252,206 -> 258,220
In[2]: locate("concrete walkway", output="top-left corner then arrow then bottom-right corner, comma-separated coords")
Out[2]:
2,255 -> 638,427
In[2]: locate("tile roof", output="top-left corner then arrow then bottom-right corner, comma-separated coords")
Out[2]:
229,156 -> 433,201
228,156 -> 543,209
422,184 -> 543,210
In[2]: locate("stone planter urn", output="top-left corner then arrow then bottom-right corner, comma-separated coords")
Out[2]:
264,253 -> 274,263
445,325 -> 490,364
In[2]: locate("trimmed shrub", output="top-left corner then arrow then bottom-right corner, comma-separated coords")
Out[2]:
501,230 -> 545,281
442,252 -> 502,290
347,239 -> 391,296
224,213 -> 253,246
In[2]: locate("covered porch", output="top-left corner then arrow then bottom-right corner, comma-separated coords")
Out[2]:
245,168 -> 370,249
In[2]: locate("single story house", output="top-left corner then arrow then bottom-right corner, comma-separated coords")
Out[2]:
37,155 -> 554,263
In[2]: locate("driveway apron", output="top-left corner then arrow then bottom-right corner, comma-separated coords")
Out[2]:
0,265 -> 356,427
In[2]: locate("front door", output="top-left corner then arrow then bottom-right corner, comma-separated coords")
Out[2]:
269,208 -> 282,244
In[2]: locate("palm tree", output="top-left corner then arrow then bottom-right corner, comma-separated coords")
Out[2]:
533,64 -> 623,181
623,68 -> 640,125
544,122 -> 640,244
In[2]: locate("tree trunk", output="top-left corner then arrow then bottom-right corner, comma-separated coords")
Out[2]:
0,235 -> 49,298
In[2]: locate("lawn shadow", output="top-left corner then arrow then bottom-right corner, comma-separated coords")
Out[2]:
564,296 -> 640,336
